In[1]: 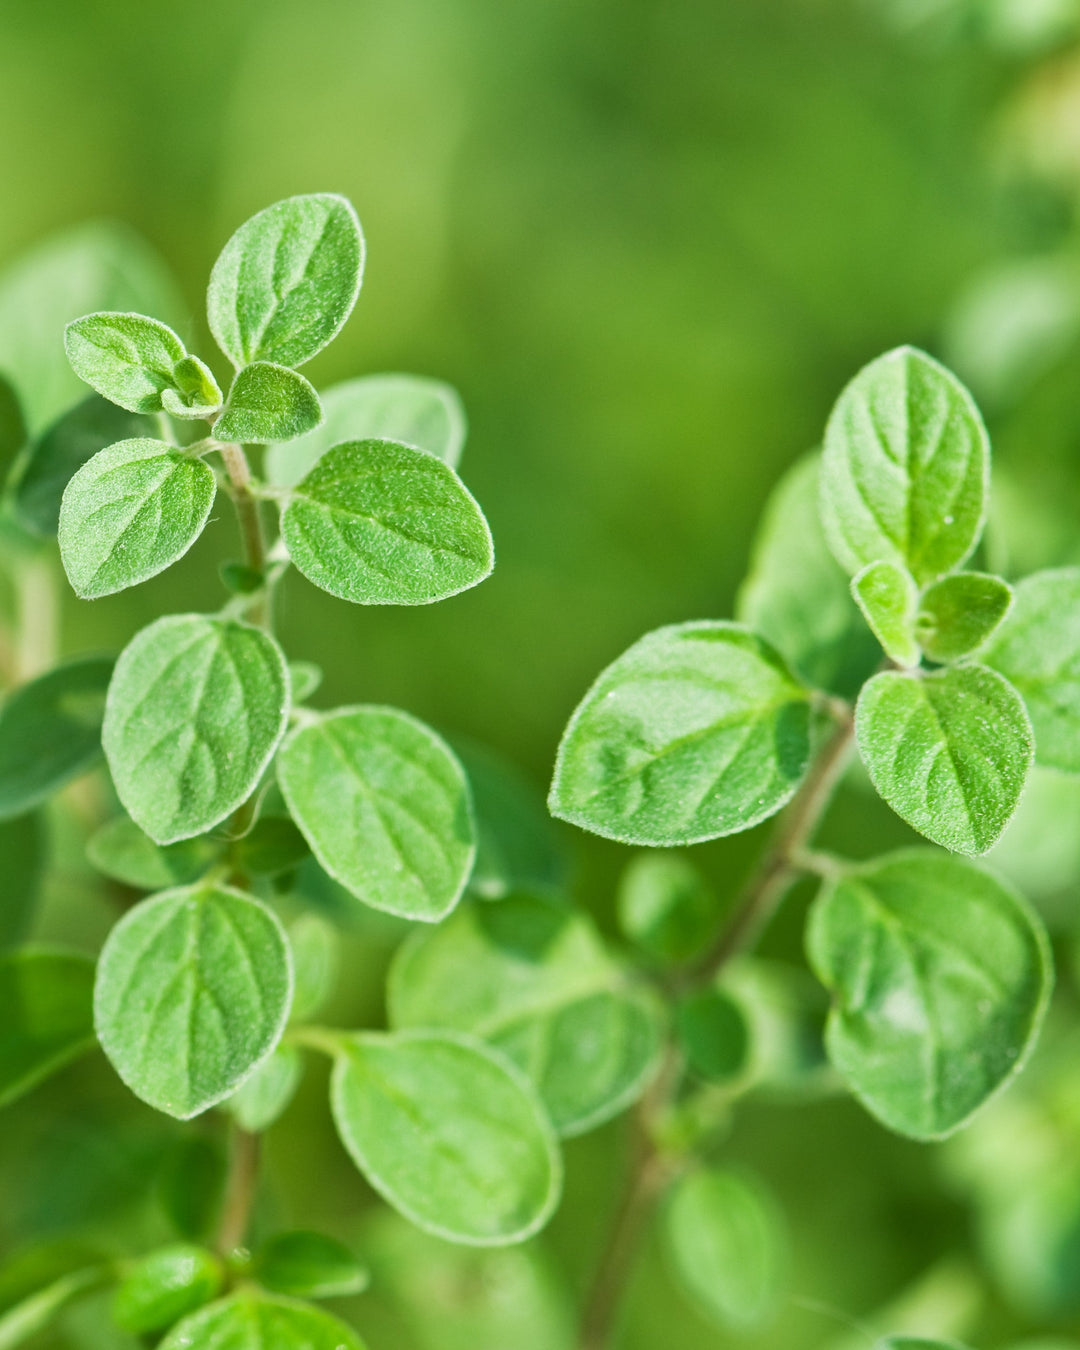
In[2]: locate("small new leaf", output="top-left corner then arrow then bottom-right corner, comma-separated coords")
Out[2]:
93,884 -> 293,1119
207,193 -> 364,369
225,1044 -> 302,1133
64,312 -> 185,414
0,949 -> 95,1108
158,1292 -> 366,1350
549,622 -> 811,846
214,362 -> 322,444
277,706 -> 475,922
330,1030 -> 561,1246
616,852 -> 720,964
58,438 -> 216,598
103,615 -> 290,844
281,439 -> 494,605
252,1232 -> 369,1299
856,664 -> 1032,854
851,560 -> 920,667
807,849 -> 1051,1138
820,347 -> 989,584
113,1244 -> 224,1334
916,572 -> 1013,663
162,355 -> 223,420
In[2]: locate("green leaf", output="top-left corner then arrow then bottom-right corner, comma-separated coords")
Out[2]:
9,395 -> 156,538
388,893 -> 663,1135
63,312 -> 186,414
86,815 -> 219,891
287,913 -> 338,1023
0,376 -> 26,484
214,363 -> 322,444
735,453 -> 880,698
549,621 -> 811,846
982,568 -> 1080,773
616,852 -> 720,963
0,949 -> 96,1108
278,706 -> 475,922
93,884 -> 293,1118
234,814 -> 310,877
916,572 -> 1013,664
266,374 -> 467,487
158,1291 -> 365,1350
0,814 -> 43,948
207,194 -> 364,370
225,1044 -> 302,1133
855,664 -> 1033,854
58,438 -> 216,598
877,1342 -> 970,1350
0,1266 -> 110,1350
288,661 -> 322,703
156,1137 -> 226,1241
252,1232 -> 368,1299
330,1029 -> 561,1245
103,615 -> 289,844
820,346 -> 990,585
0,656 -> 112,819
163,355 -> 223,420
664,1168 -> 786,1331
806,849 -> 1052,1138
676,987 -> 751,1085
851,560 -> 920,667
281,439 -> 494,606
112,1244 -> 223,1334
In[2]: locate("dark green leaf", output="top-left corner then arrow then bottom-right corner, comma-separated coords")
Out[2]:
234,814 -> 310,876
158,1291 -> 366,1350
916,572 -> 1013,663
156,1137 -> 226,1241
851,560 -> 920,667
0,814 -> 43,948
0,948 -> 96,1108
214,362 -> 322,444
86,815 -> 219,891
0,375 -> 26,486
616,852 -> 720,963
112,1244 -> 223,1334
63,312 -> 185,414
676,988 -> 751,1085
252,1232 -> 368,1299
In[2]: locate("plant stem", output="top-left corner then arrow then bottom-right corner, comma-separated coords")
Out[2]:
14,550 -> 58,681
220,442 -> 269,629
216,1126 -> 261,1256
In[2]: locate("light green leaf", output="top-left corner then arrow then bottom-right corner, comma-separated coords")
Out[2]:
58,438 -> 216,598
982,568 -> 1080,773
103,615 -> 290,845
63,312 -> 185,415
851,560 -> 920,667
252,1232 -> 368,1299
214,363 -> 322,444
288,661 -> 322,704
820,346 -> 990,585
158,1291 -> 365,1350
736,453 -> 880,697
278,706 -> 475,922
280,438 -> 494,605
287,914 -> 338,1023
86,816 -> 219,891
664,1168 -> 786,1331
225,1044 -> 302,1133
9,395 -> 156,538
207,194 -> 364,370
162,355 -> 223,420
676,987 -> 751,1085
0,1266 -> 110,1350
0,814 -> 43,948
266,373 -> 466,486
806,849 -> 1052,1139
112,1244 -> 223,1334
916,572 -> 1013,663
0,949 -> 96,1108
616,852 -> 721,963
93,884 -> 293,1119
856,664 -> 1032,854
0,656 -> 112,819
549,621 -> 811,846
330,1029 -> 561,1245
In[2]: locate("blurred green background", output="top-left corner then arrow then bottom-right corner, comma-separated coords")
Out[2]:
6,0 -> 1080,1346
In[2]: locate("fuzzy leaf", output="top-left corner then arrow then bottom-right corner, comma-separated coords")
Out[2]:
807,850 -> 1051,1139
851,560 -> 920,667
214,362 -> 322,444
278,706 -> 475,922
225,1044 -> 302,1133
617,852 -> 722,964
207,194 -> 364,370
158,1291 -> 365,1350
330,1030 -> 561,1245
94,884 -> 293,1119
162,355 -> 223,420
266,374 -> 466,486
0,950 -> 95,1108
58,438 -> 216,598
549,621 -> 811,846
103,615 -> 289,845
820,347 -> 989,584
112,1244 -> 223,1334
280,438 -> 493,605
916,572 -> 1012,664
0,657 -> 112,820
64,312 -> 185,414
252,1232 -> 368,1299
856,664 -> 1032,854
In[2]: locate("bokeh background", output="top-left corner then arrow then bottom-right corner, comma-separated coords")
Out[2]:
5,0 -> 1080,1346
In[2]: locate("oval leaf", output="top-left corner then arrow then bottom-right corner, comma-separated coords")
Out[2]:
103,615 -> 290,844
266,373 -> 466,486
159,1291 -> 365,1350
549,621 -> 811,846
806,849 -> 1052,1139
856,664 -> 1032,855
278,706 -> 475,922
207,194 -> 364,369
164,355 -> 223,420
63,312 -> 185,414
94,884 -> 293,1119
916,572 -> 1013,664
821,346 -> 989,584
214,362 -> 322,444
0,949 -> 96,1108
851,560 -> 919,668
224,1044 -> 302,1133
0,656 -> 112,820
113,1244 -> 223,1334
58,438 -> 216,598
86,815 -> 219,891
616,852 -> 721,964
676,987 -> 751,1085
252,1232 -> 368,1299
330,1030 -> 561,1246
281,438 -> 494,605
